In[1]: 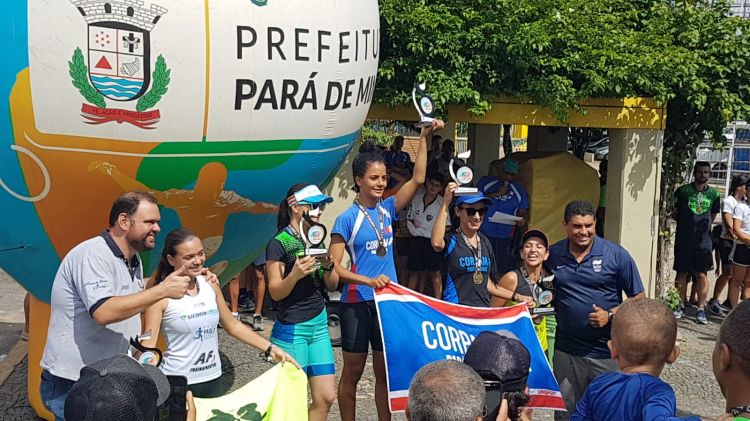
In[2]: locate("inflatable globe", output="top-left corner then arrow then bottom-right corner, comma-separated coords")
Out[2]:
2,1 -> 379,417
1,0 -> 380,301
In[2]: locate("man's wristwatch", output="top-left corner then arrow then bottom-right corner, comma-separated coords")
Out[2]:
264,344 -> 273,358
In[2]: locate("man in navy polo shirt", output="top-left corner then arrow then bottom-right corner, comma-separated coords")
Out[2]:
548,200 -> 645,420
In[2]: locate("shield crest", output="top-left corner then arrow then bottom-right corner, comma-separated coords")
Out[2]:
87,22 -> 151,101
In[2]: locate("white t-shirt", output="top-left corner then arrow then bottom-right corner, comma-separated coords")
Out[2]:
406,187 -> 450,238
733,201 -> 750,236
722,195 -> 739,239
160,276 -> 222,384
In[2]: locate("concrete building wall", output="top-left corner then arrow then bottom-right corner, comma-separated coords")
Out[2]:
605,128 -> 663,297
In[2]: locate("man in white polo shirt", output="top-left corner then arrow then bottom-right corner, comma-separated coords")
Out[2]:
40,191 -> 194,420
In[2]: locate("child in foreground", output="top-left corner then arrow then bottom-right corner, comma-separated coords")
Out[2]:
571,298 -> 700,421
713,301 -> 750,421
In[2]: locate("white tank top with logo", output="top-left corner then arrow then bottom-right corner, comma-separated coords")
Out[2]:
159,275 -> 222,384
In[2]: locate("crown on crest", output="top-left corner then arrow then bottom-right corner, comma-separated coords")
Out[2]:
71,0 -> 167,32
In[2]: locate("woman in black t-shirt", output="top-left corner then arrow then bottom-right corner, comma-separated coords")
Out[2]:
266,183 -> 339,421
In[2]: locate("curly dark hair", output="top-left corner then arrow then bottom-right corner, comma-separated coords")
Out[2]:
351,140 -> 386,193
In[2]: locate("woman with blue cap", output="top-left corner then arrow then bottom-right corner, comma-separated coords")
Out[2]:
265,183 -> 340,421
431,182 -> 500,307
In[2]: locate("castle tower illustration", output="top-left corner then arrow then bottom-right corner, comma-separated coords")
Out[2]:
71,0 -> 167,101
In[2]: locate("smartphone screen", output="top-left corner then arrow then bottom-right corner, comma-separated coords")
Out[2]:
156,375 -> 188,421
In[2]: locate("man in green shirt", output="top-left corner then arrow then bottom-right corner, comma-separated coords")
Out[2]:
713,301 -> 750,421
672,161 -> 720,324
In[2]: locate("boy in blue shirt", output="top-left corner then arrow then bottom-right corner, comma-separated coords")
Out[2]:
571,299 -> 700,421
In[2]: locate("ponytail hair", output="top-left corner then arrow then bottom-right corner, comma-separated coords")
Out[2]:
352,140 -> 386,193
277,182 -> 312,230
152,228 -> 198,285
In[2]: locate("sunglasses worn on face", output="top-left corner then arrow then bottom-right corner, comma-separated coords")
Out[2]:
459,207 -> 487,217
300,202 -> 326,211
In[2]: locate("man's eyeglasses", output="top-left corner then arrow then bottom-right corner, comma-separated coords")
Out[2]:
459,207 -> 487,217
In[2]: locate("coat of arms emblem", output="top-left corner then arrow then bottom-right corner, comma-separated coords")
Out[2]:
69,0 -> 170,128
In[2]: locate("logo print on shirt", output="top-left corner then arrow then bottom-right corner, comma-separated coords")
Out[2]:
193,350 -> 215,366
592,259 -> 603,273
193,325 -> 217,342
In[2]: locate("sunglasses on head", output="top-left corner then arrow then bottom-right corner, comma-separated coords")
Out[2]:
459,207 -> 487,217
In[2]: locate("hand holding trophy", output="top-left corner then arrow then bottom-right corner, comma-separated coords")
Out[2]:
412,82 -> 436,128
300,207 -> 328,257
530,274 -> 556,316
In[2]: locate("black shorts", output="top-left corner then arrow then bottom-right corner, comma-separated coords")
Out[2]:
394,237 -> 410,258
340,301 -> 383,353
731,242 -> 750,267
720,238 -> 734,265
188,375 -> 224,398
673,244 -> 713,273
407,237 -> 442,272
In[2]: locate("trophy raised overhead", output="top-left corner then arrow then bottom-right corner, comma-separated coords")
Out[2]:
449,150 -> 479,196
412,82 -> 436,128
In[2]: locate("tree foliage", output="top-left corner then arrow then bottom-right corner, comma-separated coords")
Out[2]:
377,0 -> 750,293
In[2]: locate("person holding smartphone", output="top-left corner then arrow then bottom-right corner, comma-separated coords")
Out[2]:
266,183 -> 339,421
141,229 -> 296,398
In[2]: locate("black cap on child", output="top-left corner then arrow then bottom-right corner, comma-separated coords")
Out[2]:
463,330 -> 531,392
64,354 -> 171,421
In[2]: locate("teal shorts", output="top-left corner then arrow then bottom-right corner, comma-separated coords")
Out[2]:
270,308 -> 335,377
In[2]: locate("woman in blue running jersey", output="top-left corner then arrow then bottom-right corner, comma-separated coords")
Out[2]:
330,120 -> 444,421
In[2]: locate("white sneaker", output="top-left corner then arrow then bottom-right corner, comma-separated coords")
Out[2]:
252,315 -> 264,331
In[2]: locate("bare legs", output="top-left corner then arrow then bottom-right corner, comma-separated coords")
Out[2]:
308,375 -> 336,421
338,351 -> 391,421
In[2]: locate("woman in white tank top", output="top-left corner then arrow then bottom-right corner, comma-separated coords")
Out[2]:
141,228 -> 296,397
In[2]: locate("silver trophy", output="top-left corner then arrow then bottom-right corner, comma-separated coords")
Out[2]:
300,208 -> 328,257
530,274 -> 556,316
412,82 -> 436,128
449,150 -> 479,196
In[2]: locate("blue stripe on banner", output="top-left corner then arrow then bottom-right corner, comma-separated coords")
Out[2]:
374,283 -> 565,412
271,321 -> 295,343
306,363 -> 336,377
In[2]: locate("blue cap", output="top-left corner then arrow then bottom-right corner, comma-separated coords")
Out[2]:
454,194 -> 492,207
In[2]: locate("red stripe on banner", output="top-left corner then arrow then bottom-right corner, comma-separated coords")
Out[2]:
390,397 -> 408,411
528,394 -> 566,410
376,283 -> 530,319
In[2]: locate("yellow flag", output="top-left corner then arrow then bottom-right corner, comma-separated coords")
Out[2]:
194,363 -> 308,421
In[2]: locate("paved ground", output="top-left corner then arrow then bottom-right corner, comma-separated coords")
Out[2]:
0,268 -> 729,420
0,269 -> 26,359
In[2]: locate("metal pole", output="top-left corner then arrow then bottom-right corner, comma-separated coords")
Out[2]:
726,123 -> 737,194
